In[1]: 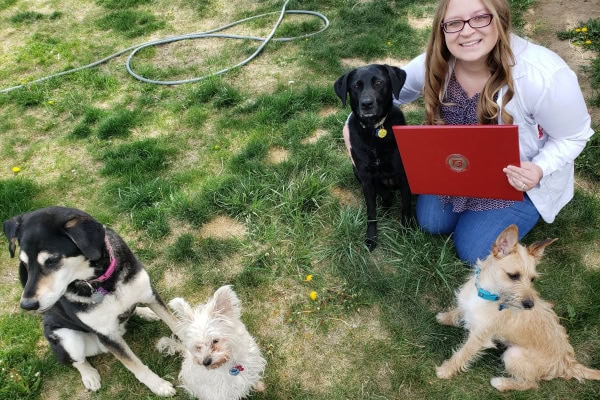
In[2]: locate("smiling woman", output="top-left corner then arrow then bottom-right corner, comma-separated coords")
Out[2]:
343,0 -> 594,265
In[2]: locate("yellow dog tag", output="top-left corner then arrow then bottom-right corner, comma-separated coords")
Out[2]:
377,128 -> 387,138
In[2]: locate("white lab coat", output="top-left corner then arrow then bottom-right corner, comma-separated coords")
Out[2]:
396,34 -> 594,223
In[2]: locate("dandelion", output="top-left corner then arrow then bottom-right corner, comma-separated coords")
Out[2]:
47,100 -> 55,105
305,274 -> 313,282
585,40 -> 592,45
581,27 -> 588,33
12,166 -> 21,174
309,291 -> 318,301
576,28 -> 581,33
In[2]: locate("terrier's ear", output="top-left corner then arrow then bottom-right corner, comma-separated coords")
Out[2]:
168,297 -> 195,323
528,238 -> 558,262
492,224 -> 519,258
211,285 -> 241,319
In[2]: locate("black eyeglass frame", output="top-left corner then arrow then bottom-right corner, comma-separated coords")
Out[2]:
441,14 -> 494,33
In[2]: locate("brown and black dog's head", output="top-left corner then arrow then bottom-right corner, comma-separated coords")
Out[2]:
3,206 -> 105,312
334,64 -> 406,127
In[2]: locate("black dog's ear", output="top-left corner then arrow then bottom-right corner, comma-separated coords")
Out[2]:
3,216 -> 21,258
63,215 -> 105,261
334,71 -> 352,106
384,65 -> 407,99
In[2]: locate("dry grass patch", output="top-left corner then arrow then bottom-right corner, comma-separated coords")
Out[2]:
582,242 -> 600,271
200,215 -> 248,239
407,14 -> 434,31
331,186 -> 360,207
340,57 -> 410,68
260,291 -> 391,395
301,128 -> 328,145
266,146 -> 289,164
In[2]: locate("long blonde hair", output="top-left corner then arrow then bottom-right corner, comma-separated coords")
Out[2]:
423,0 -> 515,125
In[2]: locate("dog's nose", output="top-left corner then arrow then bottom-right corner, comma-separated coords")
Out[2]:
522,299 -> 534,309
360,98 -> 374,109
20,297 -> 40,311
203,357 -> 212,367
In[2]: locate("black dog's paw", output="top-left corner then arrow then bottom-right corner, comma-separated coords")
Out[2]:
366,236 -> 377,252
366,223 -> 378,251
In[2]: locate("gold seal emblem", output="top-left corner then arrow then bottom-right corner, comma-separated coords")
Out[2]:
446,154 -> 469,172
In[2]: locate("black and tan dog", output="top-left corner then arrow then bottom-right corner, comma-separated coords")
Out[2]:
3,206 -> 179,396
335,64 -> 412,250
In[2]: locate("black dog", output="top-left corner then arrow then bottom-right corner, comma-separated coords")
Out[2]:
334,64 -> 412,251
3,206 -> 179,396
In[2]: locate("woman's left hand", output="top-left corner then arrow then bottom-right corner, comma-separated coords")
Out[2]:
503,162 -> 543,192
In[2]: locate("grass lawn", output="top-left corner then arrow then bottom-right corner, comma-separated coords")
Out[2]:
0,0 -> 599,399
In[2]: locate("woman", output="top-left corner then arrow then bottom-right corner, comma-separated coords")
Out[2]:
343,0 -> 594,265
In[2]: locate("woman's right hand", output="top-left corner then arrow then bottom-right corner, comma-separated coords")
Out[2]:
343,124 -> 355,165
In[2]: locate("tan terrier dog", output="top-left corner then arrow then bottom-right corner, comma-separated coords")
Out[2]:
436,224 -> 600,391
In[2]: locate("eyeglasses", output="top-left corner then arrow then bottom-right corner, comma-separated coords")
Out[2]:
441,14 -> 494,33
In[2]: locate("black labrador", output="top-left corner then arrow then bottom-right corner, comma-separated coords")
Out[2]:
334,64 -> 412,251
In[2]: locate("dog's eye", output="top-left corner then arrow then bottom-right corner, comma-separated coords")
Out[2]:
373,80 -> 383,87
45,256 -> 61,268
507,273 -> 520,281
195,345 -> 203,352
212,339 -> 219,344
531,277 -> 535,283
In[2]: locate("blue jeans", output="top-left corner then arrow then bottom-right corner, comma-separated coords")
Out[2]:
416,194 -> 540,265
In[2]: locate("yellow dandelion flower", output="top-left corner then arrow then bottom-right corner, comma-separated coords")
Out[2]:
12,166 -> 21,173
581,27 -> 588,32
585,40 -> 592,45
576,28 -> 581,33
305,274 -> 313,282
309,291 -> 318,301
47,100 -> 55,105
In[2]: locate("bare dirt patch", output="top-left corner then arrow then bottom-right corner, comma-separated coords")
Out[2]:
301,128 -> 328,145
200,215 -> 247,239
331,186 -> 361,207
266,146 -> 289,164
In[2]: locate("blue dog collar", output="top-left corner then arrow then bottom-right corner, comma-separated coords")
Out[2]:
474,266 -> 506,311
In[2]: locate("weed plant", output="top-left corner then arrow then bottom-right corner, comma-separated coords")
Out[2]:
0,1 -> 599,399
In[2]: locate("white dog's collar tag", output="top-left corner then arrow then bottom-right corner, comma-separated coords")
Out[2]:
229,365 -> 244,376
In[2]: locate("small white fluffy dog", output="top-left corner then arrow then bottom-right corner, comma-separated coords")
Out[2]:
157,285 -> 266,400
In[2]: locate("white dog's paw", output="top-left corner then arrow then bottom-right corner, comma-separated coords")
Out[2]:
135,306 -> 161,321
150,378 -> 176,397
73,361 -> 102,391
435,362 -> 456,379
168,297 -> 187,310
490,377 -> 506,391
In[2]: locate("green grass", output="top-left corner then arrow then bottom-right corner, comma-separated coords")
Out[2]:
557,18 -> 600,179
0,1 -> 599,399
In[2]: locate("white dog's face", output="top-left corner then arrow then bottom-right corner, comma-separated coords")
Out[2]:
169,286 -> 244,369
184,313 -> 235,368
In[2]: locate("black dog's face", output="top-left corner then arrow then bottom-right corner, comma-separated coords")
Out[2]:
3,207 -> 105,312
348,66 -> 393,122
334,64 -> 406,127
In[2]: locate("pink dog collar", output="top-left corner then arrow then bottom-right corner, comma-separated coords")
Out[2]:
94,237 -> 117,283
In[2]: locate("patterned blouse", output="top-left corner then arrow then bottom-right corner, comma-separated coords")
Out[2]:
438,72 -> 515,212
